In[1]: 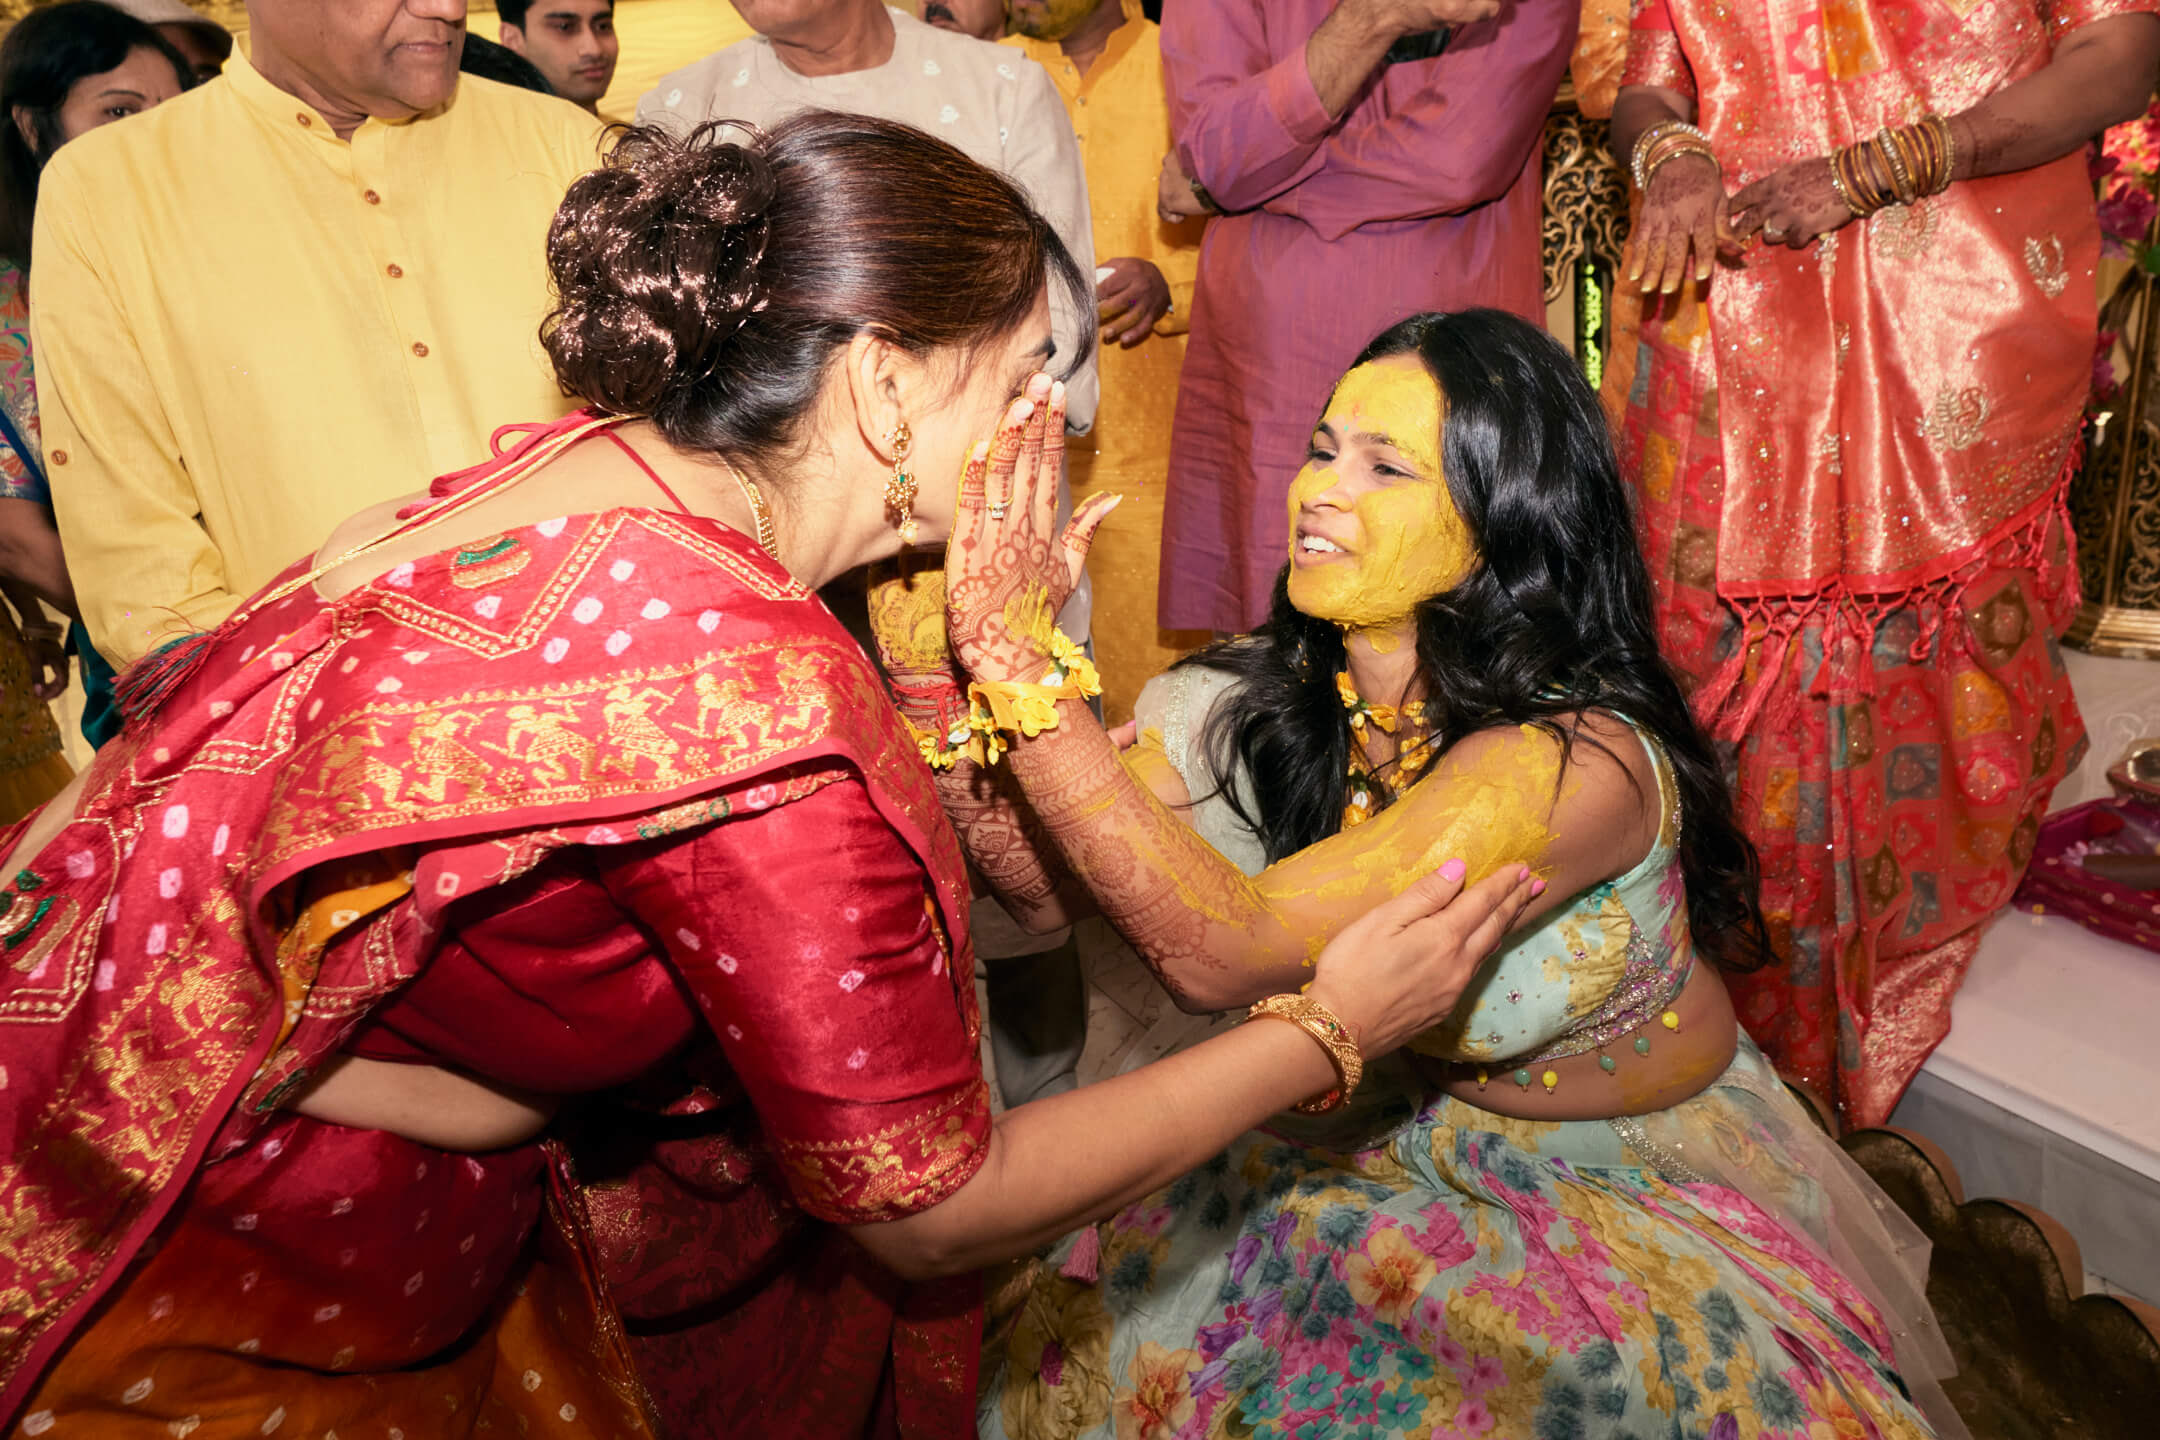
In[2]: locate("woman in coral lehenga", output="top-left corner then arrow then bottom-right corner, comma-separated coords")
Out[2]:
1608,0 -> 2160,1124
0,116 -> 1536,1440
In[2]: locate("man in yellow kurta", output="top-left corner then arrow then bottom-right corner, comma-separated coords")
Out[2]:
1004,0 -> 1207,723
35,5 -> 602,667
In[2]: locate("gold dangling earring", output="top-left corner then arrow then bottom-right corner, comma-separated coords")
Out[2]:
884,422 -> 920,546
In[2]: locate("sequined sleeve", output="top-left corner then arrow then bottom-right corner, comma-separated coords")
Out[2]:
2038,0 -> 2160,38
1620,0 -> 1697,102
599,775 -> 991,1225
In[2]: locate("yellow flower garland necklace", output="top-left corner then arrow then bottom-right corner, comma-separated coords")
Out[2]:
1338,671 -> 1433,828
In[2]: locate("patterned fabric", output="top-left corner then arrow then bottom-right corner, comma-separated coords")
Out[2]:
1605,0 -> 2146,1120
0,414 -> 986,1437
0,263 -> 63,786
0,261 -> 121,752
1617,0 -> 2119,610
979,722 -> 1938,1439
0,264 -> 43,504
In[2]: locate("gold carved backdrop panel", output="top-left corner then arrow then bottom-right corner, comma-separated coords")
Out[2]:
1541,85 -> 1631,387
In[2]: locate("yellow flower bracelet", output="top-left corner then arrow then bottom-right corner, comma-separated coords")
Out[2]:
910,627 -> 1101,769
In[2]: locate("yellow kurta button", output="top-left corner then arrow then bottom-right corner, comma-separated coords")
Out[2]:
410,342 -> 429,358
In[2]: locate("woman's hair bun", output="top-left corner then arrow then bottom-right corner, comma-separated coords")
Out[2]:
543,122 -> 776,416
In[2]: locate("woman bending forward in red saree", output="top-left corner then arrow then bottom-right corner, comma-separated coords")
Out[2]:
0,115 -> 1538,1439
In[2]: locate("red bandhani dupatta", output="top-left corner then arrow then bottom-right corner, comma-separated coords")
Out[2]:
0,413 -> 981,1429
1620,0 -> 2114,730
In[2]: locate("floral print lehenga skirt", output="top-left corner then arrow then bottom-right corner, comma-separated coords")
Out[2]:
981,1042 -> 1948,1440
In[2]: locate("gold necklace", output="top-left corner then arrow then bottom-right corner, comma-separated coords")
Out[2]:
724,460 -> 780,561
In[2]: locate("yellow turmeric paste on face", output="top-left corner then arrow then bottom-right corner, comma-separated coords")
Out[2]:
1284,359 -> 1475,632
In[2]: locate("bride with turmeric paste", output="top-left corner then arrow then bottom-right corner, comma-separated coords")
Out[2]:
892,310 -> 1956,1439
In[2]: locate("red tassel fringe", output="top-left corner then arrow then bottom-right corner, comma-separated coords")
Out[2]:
111,630 -> 214,731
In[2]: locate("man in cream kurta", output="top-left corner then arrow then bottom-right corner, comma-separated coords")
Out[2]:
636,2 -> 1099,434
640,1 -> 1099,1106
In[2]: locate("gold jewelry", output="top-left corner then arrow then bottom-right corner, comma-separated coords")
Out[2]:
884,423 -> 920,546
1875,130 -> 1917,204
1825,154 -> 1864,218
1629,119 -> 1712,191
1247,993 -> 1363,1114
1831,141 -> 1893,218
726,461 -> 780,561
1639,136 -> 1716,191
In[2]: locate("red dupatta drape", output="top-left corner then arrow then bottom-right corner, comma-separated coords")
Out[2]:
0,414 -> 984,1434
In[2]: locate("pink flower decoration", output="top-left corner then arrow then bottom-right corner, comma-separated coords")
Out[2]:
2097,184 -> 2158,257
2095,331 -> 2122,403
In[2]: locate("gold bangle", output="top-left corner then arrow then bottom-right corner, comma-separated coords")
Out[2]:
1641,138 -> 1716,190
1875,131 -> 1916,205
1926,112 -> 1956,194
1247,993 -> 1364,1114
1840,140 -> 1891,214
1825,154 -> 1865,218
1630,119 -> 1711,190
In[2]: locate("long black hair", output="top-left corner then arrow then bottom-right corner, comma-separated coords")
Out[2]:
1187,309 -> 1771,972
0,1 -> 191,270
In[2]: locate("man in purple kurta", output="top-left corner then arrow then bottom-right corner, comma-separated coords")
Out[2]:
1157,0 -> 1575,633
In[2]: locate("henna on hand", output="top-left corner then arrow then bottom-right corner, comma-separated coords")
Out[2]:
1727,156 -> 1856,251
1628,151 -> 1726,294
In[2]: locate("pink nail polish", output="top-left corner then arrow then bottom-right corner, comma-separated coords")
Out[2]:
1530,878 -> 1548,897
1438,858 -> 1466,883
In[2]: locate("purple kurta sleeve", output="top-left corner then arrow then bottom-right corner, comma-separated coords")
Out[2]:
1278,8 -> 1577,240
1161,0 -> 1336,213
1163,0 -> 1576,243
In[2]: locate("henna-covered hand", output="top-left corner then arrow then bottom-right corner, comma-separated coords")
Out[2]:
1727,156 -> 1855,251
1627,151 -> 1733,295
944,372 -> 1119,685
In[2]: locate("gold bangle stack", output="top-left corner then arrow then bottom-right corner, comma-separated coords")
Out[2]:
1247,993 -> 1364,1115
1630,119 -> 1716,192
1830,113 -> 1956,219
